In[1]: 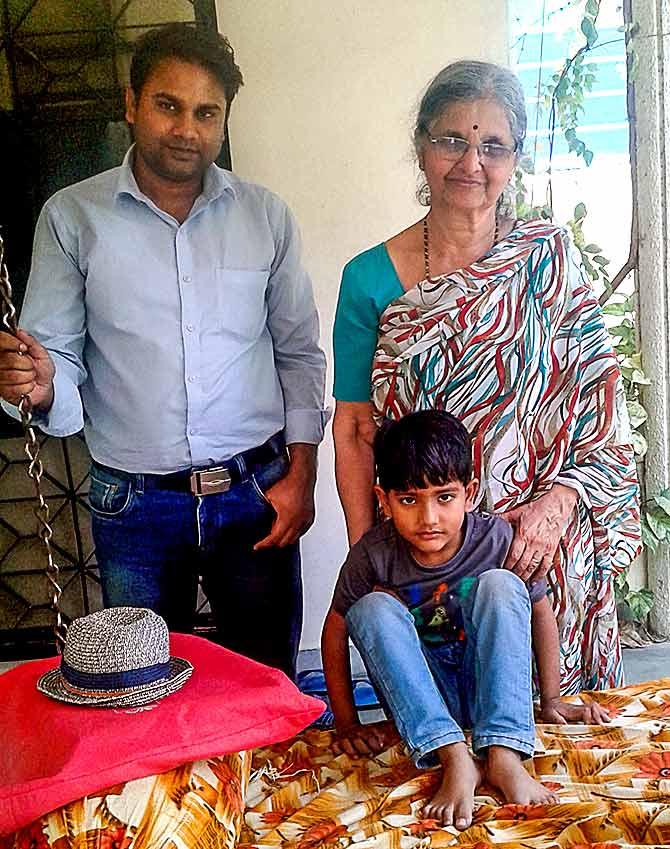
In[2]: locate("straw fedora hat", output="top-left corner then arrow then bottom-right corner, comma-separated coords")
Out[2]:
37,607 -> 193,707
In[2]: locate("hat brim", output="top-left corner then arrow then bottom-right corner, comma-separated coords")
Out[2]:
36,656 -> 193,708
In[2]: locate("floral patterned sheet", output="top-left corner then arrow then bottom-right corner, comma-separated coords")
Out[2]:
1,751 -> 251,849
240,677 -> 670,848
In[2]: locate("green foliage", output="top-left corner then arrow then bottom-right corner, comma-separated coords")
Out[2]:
518,0 -> 653,627
615,572 -> 654,622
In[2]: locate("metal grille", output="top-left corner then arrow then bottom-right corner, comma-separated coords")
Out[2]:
0,433 -> 97,656
0,0 -> 217,118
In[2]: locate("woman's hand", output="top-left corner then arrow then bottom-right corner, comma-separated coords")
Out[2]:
502,484 -> 578,583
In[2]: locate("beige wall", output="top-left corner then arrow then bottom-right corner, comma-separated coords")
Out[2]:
217,1 -> 509,648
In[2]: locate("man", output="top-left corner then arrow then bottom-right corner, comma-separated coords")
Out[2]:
0,24 -> 327,679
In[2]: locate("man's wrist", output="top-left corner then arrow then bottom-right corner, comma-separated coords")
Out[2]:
286,443 -> 317,481
540,694 -> 561,707
34,383 -> 55,414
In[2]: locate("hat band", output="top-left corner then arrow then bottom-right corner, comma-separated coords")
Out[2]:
60,659 -> 170,691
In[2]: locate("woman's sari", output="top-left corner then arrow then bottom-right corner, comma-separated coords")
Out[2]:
371,219 -> 641,692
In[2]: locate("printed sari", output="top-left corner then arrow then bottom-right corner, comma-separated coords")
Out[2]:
371,219 -> 641,692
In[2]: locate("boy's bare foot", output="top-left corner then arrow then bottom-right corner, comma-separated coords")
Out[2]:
422,741 -> 482,830
485,746 -> 558,805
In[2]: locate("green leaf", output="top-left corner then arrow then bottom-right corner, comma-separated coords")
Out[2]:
581,17 -> 598,47
586,0 -> 599,16
647,511 -> 670,540
642,518 -> 659,551
627,400 -> 648,428
632,430 -> 648,458
574,202 -> 587,220
628,588 -> 654,621
630,369 -> 651,385
603,301 -> 626,315
654,494 -> 670,516
584,243 -> 602,253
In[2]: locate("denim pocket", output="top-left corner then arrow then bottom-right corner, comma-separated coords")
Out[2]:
88,466 -> 135,518
250,453 -> 289,509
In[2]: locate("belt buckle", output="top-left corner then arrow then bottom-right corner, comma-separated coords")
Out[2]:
190,466 -> 232,496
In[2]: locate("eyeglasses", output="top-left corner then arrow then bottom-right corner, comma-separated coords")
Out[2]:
427,135 -> 517,164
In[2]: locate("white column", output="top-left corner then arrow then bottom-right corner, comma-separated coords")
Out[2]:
632,0 -> 670,634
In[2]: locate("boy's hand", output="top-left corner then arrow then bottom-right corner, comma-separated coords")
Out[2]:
333,720 -> 391,757
540,697 -> 610,725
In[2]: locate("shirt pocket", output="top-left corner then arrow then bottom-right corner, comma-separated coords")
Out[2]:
215,268 -> 269,340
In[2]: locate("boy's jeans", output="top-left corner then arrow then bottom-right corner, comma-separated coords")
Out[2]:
89,453 -> 302,679
346,569 -> 535,767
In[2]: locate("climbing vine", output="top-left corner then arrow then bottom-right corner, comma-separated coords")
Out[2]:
514,0 -> 655,625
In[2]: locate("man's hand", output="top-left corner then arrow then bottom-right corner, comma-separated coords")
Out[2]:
540,697 -> 610,725
333,720 -> 393,757
0,329 -> 55,411
254,443 -> 316,549
502,484 -> 578,583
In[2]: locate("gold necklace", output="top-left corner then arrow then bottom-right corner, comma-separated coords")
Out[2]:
423,215 -> 499,283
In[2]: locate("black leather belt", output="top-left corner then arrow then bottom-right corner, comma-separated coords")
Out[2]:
94,432 -> 286,496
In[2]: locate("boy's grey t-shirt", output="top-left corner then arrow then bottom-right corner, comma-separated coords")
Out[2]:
332,511 -> 547,645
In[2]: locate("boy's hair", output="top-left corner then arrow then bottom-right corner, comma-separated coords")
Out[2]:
130,23 -> 244,103
374,410 -> 472,491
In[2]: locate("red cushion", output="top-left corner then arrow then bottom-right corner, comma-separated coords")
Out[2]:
0,632 -> 324,835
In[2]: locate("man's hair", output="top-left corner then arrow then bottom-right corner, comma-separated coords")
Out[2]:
130,23 -> 244,103
374,410 -> 472,491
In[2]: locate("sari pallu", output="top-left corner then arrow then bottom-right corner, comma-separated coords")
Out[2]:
371,220 -> 641,693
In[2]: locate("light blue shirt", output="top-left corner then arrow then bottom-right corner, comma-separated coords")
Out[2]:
4,149 -> 327,473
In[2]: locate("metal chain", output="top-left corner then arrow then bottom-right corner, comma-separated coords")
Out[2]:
0,234 -> 65,653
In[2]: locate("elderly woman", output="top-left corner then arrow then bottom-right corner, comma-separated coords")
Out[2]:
332,60 -> 640,693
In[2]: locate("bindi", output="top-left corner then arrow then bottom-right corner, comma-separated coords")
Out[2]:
472,124 -> 479,130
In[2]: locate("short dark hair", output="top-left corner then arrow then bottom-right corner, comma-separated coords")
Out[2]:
130,23 -> 244,103
374,411 -> 472,491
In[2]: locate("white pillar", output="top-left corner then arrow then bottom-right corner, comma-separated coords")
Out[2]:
632,0 -> 670,634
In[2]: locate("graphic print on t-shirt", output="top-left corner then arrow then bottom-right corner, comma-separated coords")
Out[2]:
408,576 -> 475,645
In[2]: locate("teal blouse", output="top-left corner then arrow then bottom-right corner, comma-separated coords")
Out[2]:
332,244 -> 404,401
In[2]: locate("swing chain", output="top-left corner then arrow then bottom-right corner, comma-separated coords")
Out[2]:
0,234 -> 65,652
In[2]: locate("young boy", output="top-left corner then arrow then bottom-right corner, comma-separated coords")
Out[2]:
322,410 -> 609,830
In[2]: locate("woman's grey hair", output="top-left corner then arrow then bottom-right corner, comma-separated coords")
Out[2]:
414,60 -> 527,155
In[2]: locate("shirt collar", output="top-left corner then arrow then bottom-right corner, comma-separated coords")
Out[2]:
115,144 -> 237,206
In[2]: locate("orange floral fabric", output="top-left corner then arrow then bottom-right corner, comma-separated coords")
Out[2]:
240,677 -> 670,848
1,751 -> 251,849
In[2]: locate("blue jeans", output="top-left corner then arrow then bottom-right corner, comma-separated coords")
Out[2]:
89,453 -> 302,679
346,570 -> 535,767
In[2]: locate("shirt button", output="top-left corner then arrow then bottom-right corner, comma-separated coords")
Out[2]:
188,375 -> 198,383
182,274 -> 192,283
189,428 -> 196,435
186,324 -> 194,332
